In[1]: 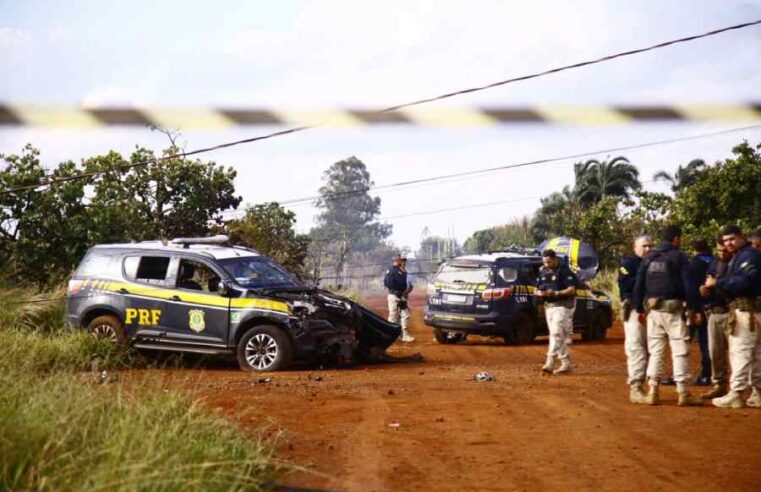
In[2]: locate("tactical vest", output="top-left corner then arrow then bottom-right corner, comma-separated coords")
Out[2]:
644,249 -> 680,299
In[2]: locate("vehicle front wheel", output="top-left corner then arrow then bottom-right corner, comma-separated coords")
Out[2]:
237,325 -> 293,372
87,314 -> 128,348
433,328 -> 466,344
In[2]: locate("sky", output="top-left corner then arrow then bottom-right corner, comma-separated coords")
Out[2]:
2,0 -> 761,253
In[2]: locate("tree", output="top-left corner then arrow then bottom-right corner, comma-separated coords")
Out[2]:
671,141 -> 761,241
464,218 -> 532,254
226,202 -> 310,274
653,159 -> 706,193
310,156 -> 391,279
573,156 -> 641,205
530,186 -> 580,242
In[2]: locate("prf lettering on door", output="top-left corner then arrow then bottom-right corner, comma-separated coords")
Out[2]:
125,308 -> 161,326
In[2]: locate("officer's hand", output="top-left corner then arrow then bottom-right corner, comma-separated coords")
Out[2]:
535,290 -> 544,297
704,276 -> 717,288
545,289 -> 556,298
693,312 -> 704,325
638,312 -> 647,326
699,285 -> 710,298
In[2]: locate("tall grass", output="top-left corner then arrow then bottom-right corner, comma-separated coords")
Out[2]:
0,293 -> 278,491
0,285 -> 68,332
589,268 -> 622,320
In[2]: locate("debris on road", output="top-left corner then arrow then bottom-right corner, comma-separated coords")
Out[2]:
475,371 -> 495,382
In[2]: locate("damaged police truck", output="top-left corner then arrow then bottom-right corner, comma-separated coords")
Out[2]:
66,236 -> 400,372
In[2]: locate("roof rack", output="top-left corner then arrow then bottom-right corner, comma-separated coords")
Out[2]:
487,244 -> 540,256
170,235 -> 230,248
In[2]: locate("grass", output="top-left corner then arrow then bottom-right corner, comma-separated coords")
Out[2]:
0,285 -> 68,332
588,268 -> 622,321
0,288 -> 279,491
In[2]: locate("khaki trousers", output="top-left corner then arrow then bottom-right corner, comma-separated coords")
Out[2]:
727,310 -> 761,393
707,312 -> 729,386
646,310 -> 690,385
624,311 -> 648,385
387,294 -> 411,334
546,305 -> 574,361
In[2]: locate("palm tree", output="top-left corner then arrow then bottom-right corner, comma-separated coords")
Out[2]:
573,156 -> 641,204
653,159 -> 706,193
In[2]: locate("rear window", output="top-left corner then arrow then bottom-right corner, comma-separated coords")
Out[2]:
124,256 -> 171,285
435,264 -> 493,284
75,253 -> 114,277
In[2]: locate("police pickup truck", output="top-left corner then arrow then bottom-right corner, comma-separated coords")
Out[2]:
66,236 -> 400,371
423,249 -> 612,345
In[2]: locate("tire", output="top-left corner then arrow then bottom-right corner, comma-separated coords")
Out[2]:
87,314 -> 129,348
433,328 -> 466,344
582,309 -> 608,342
508,312 -> 536,346
237,325 -> 293,372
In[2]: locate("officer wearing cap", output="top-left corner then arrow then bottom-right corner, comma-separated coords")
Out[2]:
384,254 -> 414,342
705,225 -> 761,408
536,249 -> 579,375
698,235 -> 733,400
618,234 -> 652,404
632,225 -> 703,406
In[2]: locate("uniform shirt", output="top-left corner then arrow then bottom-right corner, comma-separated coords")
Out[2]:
617,254 -> 642,304
704,258 -> 729,309
716,244 -> 761,301
632,242 -> 699,311
384,265 -> 408,295
536,264 -> 579,299
689,253 -> 714,308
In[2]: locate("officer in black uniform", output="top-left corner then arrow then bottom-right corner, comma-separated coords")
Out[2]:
618,234 -> 652,404
536,249 -> 579,375
705,225 -> 761,408
632,225 -> 702,406
688,237 -> 714,386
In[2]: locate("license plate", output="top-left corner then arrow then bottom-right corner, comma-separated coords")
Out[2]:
443,294 -> 468,304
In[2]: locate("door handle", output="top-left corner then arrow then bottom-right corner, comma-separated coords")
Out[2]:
172,295 -> 181,301
118,288 -> 129,294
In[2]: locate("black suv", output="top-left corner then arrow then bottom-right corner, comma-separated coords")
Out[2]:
66,236 -> 400,371
423,250 -> 612,345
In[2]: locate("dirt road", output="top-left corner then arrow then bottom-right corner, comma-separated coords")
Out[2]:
139,294 -> 761,491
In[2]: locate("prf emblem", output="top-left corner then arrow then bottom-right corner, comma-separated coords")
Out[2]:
188,309 -> 206,333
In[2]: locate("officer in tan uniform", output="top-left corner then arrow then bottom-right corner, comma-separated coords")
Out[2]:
632,225 -> 703,406
536,249 -> 579,375
385,255 -> 414,342
705,226 -> 761,408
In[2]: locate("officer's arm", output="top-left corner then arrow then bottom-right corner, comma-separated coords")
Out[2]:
632,258 -> 648,312
717,252 -> 760,296
557,268 -> 577,297
617,258 -> 635,300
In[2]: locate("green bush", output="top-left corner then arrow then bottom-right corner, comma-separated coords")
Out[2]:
589,268 -> 621,321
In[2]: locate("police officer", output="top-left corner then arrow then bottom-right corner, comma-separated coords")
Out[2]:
705,225 -> 761,408
384,254 -> 414,342
750,229 -> 761,251
632,225 -> 702,406
618,234 -> 652,404
698,235 -> 732,399
688,237 -> 714,386
536,249 -> 579,375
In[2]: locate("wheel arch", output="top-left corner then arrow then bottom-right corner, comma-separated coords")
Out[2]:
81,306 -> 124,328
233,316 -> 292,346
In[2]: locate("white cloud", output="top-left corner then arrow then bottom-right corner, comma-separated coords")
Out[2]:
0,27 -> 29,48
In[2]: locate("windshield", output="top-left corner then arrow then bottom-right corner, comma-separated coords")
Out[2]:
435,264 -> 493,284
220,257 -> 302,290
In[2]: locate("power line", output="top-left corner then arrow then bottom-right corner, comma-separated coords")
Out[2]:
3,19 -> 760,195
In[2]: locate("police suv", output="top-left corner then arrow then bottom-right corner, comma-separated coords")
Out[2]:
66,236 -> 400,371
423,249 -> 613,344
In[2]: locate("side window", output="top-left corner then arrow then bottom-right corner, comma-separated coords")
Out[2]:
76,253 -> 113,277
176,259 -> 222,294
124,256 -> 171,285
521,264 -> 541,285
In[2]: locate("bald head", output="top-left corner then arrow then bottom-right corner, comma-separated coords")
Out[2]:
633,234 -> 653,258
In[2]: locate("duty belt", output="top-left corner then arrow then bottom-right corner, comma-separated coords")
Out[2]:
546,297 -> 575,308
645,298 -> 683,313
705,305 -> 728,315
727,297 -> 761,333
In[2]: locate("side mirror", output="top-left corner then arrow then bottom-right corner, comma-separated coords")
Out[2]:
219,280 -> 231,297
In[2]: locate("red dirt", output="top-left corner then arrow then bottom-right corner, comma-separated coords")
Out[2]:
129,292 -> 761,491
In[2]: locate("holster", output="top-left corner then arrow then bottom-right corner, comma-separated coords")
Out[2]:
622,300 -> 633,321
729,298 -> 757,333
397,299 -> 408,310
645,298 -> 682,314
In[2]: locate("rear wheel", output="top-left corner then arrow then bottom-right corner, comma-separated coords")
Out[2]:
87,314 -> 128,348
582,309 -> 608,342
505,312 -> 536,345
433,328 -> 466,345
237,325 -> 293,372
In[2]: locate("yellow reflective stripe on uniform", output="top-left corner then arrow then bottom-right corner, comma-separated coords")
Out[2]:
570,239 -> 580,270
